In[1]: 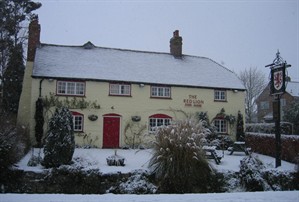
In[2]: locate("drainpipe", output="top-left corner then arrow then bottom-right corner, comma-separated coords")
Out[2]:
39,79 -> 44,97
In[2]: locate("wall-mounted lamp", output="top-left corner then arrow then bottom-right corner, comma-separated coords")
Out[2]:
48,78 -> 54,82
233,90 -> 238,93
139,83 -> 145,87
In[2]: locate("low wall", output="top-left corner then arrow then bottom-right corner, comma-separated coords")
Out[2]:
245,133 -> 299,163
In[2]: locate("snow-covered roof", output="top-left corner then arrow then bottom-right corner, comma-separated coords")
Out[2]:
286,81 -> 299,97
33,43 -> 245,90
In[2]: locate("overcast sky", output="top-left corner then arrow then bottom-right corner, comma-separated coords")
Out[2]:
35,0 -> 298,81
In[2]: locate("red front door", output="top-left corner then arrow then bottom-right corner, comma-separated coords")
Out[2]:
103,115 -> 120,148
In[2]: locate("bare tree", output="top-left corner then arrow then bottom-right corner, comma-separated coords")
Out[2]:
239,67 -> 267,123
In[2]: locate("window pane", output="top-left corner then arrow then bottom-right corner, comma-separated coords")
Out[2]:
151,87 -> 157,96
58,81 -> 66,94
149,118 -> 156,131
164,88 -> 170,97
121,85 -> 130,95
158,88 -> 163,96
214,119 -> 227,133
157,118 -> 164,126
73,115 -> 83,131
67,82 -> 75,94
214,90 -> 226,101
76,83 -> 84,95
110,84 -> 119,94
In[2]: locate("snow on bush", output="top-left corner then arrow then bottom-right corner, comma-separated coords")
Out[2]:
108,170 -> 157,194
149,119 -> 215,193
42,107 -> 75,168
239,154 -> 271,191
0,113 -> 29,171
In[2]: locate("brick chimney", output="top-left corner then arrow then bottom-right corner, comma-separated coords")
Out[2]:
170,30 -> 182,58
27,17 -> 41,62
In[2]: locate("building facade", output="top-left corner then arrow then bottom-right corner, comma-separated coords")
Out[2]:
17,20 -> 245,148
256,81 -> 299,123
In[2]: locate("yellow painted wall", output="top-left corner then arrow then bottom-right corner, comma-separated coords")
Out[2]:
27,78 -> 245,148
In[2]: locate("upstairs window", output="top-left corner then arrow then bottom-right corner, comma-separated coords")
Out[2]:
214,119 -> 227,133
149,114 -> 172,132
109,83 -> 131,96
214,90 -> 226,101
57,81 -> 85,96
71,111 -> 84,132
151,86 -> 171,98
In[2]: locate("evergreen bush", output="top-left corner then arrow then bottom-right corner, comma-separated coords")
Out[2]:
0,112 -> 29,183
239,155 -> 271,191
42,107 -> 75,168
149,119 -> 214,193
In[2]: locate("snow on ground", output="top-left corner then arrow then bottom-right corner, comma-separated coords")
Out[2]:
6,149 -> 298,202
15,148 -> 296,174
1,191 -> 299,202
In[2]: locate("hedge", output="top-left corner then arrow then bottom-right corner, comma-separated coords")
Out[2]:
245,132 -> 299,163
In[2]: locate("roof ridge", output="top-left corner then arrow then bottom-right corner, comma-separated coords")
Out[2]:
39,42 -> 218,60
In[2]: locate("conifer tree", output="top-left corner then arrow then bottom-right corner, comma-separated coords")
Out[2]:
43,107 -> 75,168
236,111 -> 245,141
0,0 -> 41,112
2,44 -> 24,113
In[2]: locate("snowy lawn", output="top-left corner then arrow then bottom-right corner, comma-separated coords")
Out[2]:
15,148 -> 296,174
1,191 -> 299,202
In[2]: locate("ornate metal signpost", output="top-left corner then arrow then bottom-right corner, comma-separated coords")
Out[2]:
265,50 -> 291,168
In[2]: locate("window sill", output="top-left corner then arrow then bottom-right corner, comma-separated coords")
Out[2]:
214,100 -> 227,102
150,97 -> 172,100
56,94 -> 86,98
109,94 -> 132,97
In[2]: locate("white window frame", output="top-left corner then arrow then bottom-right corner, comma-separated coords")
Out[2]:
151,86 -> 171,98
214,119 -> 227,133
57,81 -> 85,96
149,114 -> 172,132
72,112 -> 84,132
214,90 -> 226,101
109,83 -> 131,96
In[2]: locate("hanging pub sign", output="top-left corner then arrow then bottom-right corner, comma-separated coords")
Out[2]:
270,64 -> 286,95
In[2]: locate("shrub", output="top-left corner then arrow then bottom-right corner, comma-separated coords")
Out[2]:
108,170 -> 157,194
149,119 -> 214,193
0,112 -> 29,172
42,107 -> 75,168
239,155 -> 271,191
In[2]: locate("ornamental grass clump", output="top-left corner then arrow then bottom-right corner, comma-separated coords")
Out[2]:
149,119 -> 215,193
